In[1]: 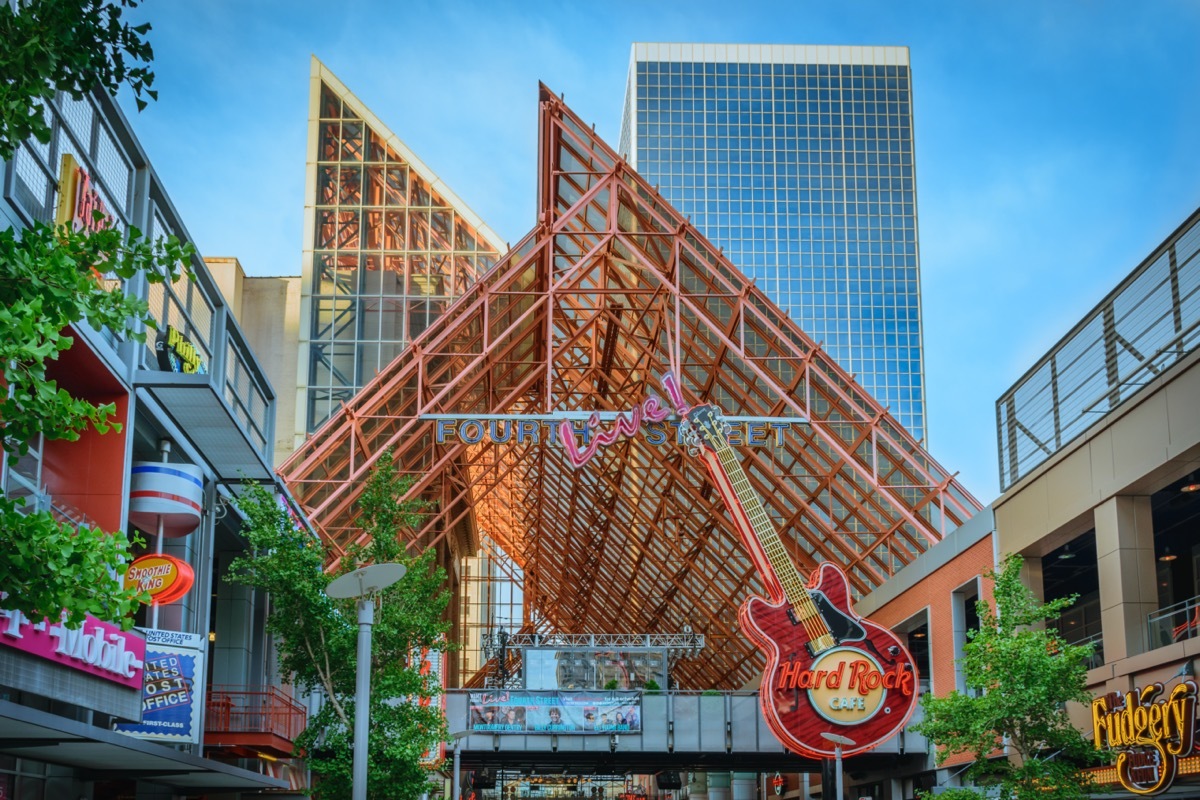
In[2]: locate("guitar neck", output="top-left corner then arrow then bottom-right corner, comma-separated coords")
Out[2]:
707,438 -> 832,644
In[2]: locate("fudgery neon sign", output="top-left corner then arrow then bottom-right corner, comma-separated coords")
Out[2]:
1092,680 -> 1197,796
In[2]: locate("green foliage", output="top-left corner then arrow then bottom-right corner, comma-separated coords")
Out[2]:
603,679 -> 620,690
642,678 -> 661,694
700,689 -> 721,696
0,219 -> 189,628
0,0 -> 156,162
229,452 -> 452,800
1,220 -> 190,458
911,554 -> 1104,800
0,495 -> 147,626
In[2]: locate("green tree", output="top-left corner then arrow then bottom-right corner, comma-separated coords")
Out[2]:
229,453 -> 452,800
1,219 -> 190,627
0,0 -> 157,162
1,0 -> 173,629
912,553 -> 1104,800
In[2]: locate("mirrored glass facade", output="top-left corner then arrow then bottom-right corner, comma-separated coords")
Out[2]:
620,44 -> 927,441
300,59 -> 504,433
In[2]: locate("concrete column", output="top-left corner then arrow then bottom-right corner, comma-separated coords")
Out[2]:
1094,495 -> 1157,661
1019,556 -> 1046,630
688,771 -> 709,800
160,526 -> 201,632
1020,555 -> 1045,603
709,772 -> 731,800
731,773 -> 756,800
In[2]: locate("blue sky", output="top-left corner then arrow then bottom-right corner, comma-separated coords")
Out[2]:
123,0 -> 1200,503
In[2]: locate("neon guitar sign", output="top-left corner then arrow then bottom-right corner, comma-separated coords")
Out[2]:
682,401 -> 919,758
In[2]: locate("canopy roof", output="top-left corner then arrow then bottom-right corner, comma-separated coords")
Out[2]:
280,86 -> 981,689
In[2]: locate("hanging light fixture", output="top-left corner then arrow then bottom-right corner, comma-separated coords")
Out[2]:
1182,474 -> 1200,493
1058,544 -> 1076,560
1159,546 -> 1178,563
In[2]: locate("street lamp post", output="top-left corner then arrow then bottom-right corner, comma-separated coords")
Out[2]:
325,563 -> 409,800
820,732 -> 857,800
449,730 -> 471,800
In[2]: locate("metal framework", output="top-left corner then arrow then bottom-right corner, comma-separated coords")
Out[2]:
280,86 -> 981,689
996,206 -> 1200,490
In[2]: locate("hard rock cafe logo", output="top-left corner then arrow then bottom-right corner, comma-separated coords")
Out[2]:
786,647 -> 915,725
1092,680 -> 1197,796
55,154 -> 113,234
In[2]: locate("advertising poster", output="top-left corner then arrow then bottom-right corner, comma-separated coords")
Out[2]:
115,629 -> 207,744
417,647 -> 445,764
468,690 -> 641,734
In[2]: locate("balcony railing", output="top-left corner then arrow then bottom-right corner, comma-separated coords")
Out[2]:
205,685 -> 306,755
996,208 -> 1200,490
1147,595 -> 1200,651
1073,631 -> 1105,670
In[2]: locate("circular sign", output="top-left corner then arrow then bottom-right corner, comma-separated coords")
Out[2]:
124,554 -> 194,605
772,773 -> 784,796
806,646 -> 887,725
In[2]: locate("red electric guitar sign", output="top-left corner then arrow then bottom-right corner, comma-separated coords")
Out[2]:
683,403 -> 919,759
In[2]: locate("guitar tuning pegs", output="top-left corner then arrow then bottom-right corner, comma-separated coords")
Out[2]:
680,420 -> 698,446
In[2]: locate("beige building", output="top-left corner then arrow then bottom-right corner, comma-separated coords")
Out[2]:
991,205 -> 1200,795
208,257 -> 303,465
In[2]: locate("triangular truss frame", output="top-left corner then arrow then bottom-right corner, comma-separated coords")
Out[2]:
280,86 -> 981,689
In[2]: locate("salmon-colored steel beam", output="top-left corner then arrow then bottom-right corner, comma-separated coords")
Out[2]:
279,85 -> 983,689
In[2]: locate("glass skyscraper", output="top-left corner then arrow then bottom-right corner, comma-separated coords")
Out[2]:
620,44 -> 927,441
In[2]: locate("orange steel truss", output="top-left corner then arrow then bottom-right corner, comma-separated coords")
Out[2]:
280,86 -> 982,690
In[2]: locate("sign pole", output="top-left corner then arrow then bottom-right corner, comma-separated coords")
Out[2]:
353,597 -> 373,800
325,563 -> 408,800
820,733 -> 856,800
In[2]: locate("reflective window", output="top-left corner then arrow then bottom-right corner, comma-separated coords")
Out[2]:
623,58 -> 927,441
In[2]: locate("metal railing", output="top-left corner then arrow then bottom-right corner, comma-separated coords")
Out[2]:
206,685 -> 307,743
1074,631 -> 1105,671
997,208 -> 1200,490
443,689 -> 928,758
1147,595 -> 1200,651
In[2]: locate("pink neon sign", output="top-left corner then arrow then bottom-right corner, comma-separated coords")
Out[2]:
559,372 -> 689,468
0,608 -> 146,689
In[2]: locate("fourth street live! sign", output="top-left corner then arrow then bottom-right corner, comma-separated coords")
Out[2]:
115,629 -> 207,744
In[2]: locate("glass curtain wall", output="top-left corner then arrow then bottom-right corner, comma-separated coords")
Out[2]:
621,44 -> 927,440
301,74 -> 502,432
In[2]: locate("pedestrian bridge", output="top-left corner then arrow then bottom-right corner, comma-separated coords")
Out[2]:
444,690 -> 929,775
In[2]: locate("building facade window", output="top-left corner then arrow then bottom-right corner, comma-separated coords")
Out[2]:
621,44 -> 928,441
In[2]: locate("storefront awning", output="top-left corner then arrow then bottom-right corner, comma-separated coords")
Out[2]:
135,373 -> 274,483
0,700 -> 287,793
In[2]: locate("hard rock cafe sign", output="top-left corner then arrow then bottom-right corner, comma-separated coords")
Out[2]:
559,374 -> 919,758
1092,680 -> 1197,796
55,154 -> 113,233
